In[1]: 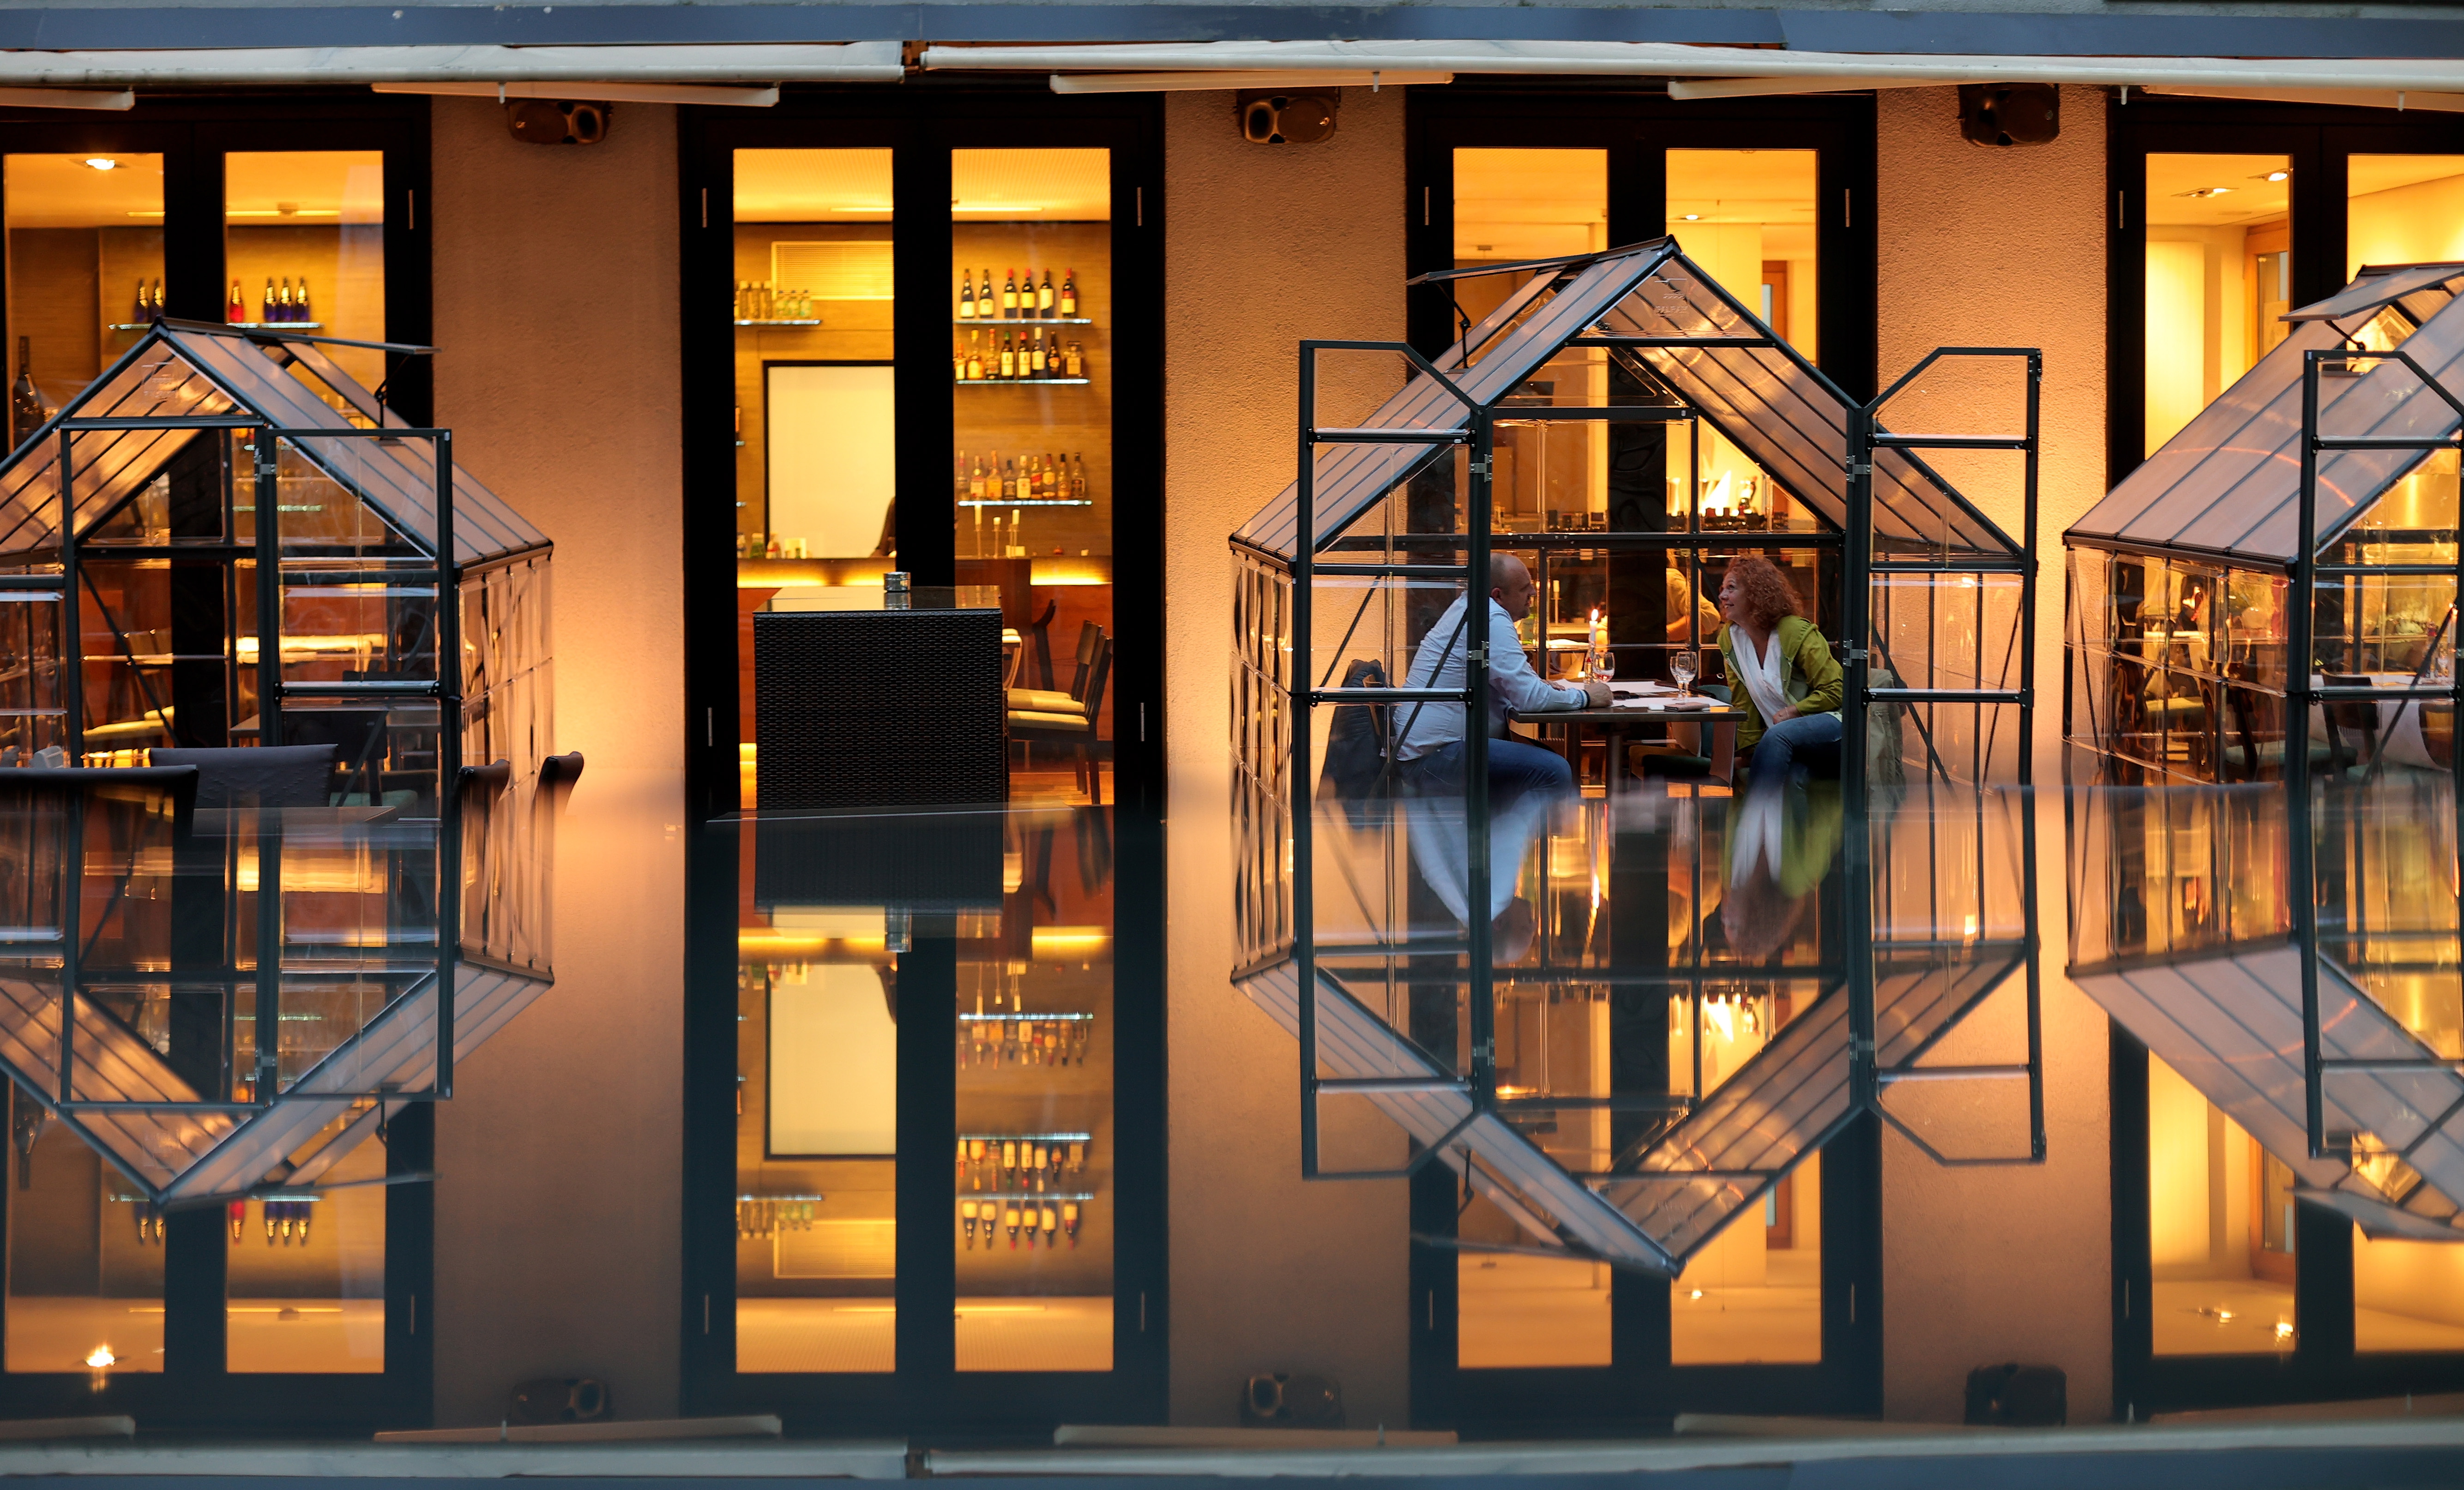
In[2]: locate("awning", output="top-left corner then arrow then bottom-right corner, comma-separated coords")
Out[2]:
920,40 -> 2464,110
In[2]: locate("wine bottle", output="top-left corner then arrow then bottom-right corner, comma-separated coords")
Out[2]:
1060,269 -> 1077,318
1038,269 -> 1055,314
227,280 -> 244,323
961,1199 -> 979,1246
1001,269 -> 1019,319
296,278 -> 310,324
149,278 -> 164,322
965,331 -> 983,382
262,277 -> 277,323
1004,1203 -> 1022,1246
131,278 -> 147,325
1062,1200 -> 1080,1243
11,338 -> 41,449
1030,335 -> 1047,376
229,1201 -> 244,1244
959,270 -> 976,319
999,333 -> 1016,380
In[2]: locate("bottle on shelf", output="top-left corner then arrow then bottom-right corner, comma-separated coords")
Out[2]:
227,280 -> 244,323
961,1199 -> 980,1246
262,276 -> 277,323
997,333 -> 1015,380
1063,1200 -> 1081,1243
1060,269 -> 1078,318
958,270 -> 976,319
1030,335 -> 1047,376
1036,270 -> 1054,315
1072,452 -> 1090,501
1004,1202 -> 1023,1247
11,338 -> 40,449
295,278 -> 310,324
1041,1204 -> 1059,1244
965,332 -> 983,382
149,279 -> 164,322
1065,341 -> 1084,379
1009,268 -> 1027,319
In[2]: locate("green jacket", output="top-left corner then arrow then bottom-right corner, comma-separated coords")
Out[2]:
1717,615 -> 1844,750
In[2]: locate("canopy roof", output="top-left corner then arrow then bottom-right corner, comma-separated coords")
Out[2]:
1233,237 -> 2022,566
2073,943 -> 2464,1241
0,320 -> 546,570
2067,263 -> 2464,569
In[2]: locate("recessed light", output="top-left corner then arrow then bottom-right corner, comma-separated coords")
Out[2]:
2266,170 -> 2290,182
82,157 -> 115,172
1682,213 -> 1701,221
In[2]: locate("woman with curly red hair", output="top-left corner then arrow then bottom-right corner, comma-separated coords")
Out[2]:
1715,555 -> 1843,781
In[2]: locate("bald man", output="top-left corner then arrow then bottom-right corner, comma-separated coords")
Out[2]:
1392,553 -> 1608,797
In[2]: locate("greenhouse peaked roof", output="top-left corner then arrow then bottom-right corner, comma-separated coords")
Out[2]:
0,320 -> 546,568
2067,262 -> 2464,568
1234,236 -> 2023,565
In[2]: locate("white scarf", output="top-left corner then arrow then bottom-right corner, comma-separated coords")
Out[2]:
1733,624 -> 1794,725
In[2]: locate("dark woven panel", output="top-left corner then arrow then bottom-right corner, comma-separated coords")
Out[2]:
753,811 -> 1006,911
753,607 -> 1006,811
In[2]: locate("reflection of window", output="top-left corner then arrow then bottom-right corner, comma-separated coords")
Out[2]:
4,152 -> 167,433
2347,156 -> 2464,279
2145,1054 -> 2291,1357
2143,154 -> 2292,455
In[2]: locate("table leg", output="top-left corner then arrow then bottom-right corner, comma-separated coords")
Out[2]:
1708,722 -> 1737,786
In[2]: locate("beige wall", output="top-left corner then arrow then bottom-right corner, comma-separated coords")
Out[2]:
427,96 -> 688,1424
1162,85 -> 1416,1427
1876,87 -> 2113,1424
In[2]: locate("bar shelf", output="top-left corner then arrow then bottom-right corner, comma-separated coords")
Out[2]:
958,499 -> 1090,509
954,377 -> 1090,387
733,318 -> 821,328
955,317 -> 1092,327
128,322 -> 325,332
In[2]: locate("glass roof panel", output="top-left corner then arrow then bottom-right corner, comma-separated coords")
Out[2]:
2285,262 -> 2464,323
0,324 -> 547,570
2073,945 -> 2464,1239
2069,266 -> 2464,566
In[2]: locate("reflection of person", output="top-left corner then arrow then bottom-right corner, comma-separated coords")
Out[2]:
1720,778 -> 1845,962
1395,554 -> 1608,797
1403,787 -> 1554,963
1664,564 -> 1723,645
872,501 -> 897,559
1717,556 -> 1843,781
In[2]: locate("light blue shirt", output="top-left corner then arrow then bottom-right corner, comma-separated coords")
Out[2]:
1392,593 -> 1585,761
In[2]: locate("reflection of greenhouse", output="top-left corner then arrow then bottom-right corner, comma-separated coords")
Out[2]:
2066,264 -> 2464,787
0,764 -> 560,1209
0,318 -> 551,806
2070,780 -> 2464,1372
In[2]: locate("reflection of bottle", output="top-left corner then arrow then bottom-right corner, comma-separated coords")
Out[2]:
228,280 -> 245,323
1041,1204 -> 1059,1244
262,277 -> 277,322
296,278 -> 310,324
149,279 -> 163,322
1062,1200 -> 1080,1243
11,338 -> 41,449
1004,1203 -> 1022,1247
229,1200 -> 245,1244
960,1199 -> 979,1246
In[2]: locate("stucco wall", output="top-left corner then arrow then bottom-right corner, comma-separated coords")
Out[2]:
427,96 -> 687,1424
1875,86 -> 2113,1425
1162,85 -> 1415,1427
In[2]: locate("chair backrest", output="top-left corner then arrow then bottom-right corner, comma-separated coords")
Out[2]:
2320,673 -> 2380,735
1066,621 -> 1102,704
150,743 -> 338,809
1079,629 -> 1113,724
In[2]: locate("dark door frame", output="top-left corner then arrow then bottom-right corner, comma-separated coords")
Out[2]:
677,84 -> 1168,824
0,93 -> 434,1435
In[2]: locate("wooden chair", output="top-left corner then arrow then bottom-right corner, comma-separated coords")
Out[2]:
1007,624 -> 1112,804
2320,673 -> 2380,776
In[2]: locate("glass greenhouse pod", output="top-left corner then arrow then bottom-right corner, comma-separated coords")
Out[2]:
2066,263 -> 2464,788
0,318 -> 553,808
1229,238 -> 2045,1280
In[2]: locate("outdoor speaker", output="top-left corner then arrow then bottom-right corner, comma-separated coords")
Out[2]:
505,99 -> 613,146
1957,84 -> 2060,148
1238,90 -> 1340,145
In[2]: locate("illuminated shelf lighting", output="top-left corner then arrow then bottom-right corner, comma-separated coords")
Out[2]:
953,377 -> 1090,386
959,499 -> 1090,508
958,1130 -> 1092,1142
954,317 -> 1092,326
959,1011 -> 1095,1023
735,318 -> 821,327
114,322 -> 326,332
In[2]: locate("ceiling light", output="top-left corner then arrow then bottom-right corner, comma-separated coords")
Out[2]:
83,157 -> 115,171
2266,170 -> 2290,182
1682,213 -> 1701,221
84,1345 -> 114,1368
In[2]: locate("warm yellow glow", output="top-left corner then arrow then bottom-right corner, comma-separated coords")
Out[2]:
1029,927 -> 1110,956
84,1345 -> 114,1368
737,932 -> 889,957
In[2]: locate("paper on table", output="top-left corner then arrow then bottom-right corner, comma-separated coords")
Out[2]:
1616,695 -> 1719,711
1610,681 -> 1672,696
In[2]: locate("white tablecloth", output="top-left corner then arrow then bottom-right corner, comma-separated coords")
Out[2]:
2306,673 -> 2445,769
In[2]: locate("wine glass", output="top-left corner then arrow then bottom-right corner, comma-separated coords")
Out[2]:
1592,645 -> 1616,692
1669,650 -> 1698,697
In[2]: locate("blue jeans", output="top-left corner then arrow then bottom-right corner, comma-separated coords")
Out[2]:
1749,710 -> 1843,780
1398,737 -> 1574,799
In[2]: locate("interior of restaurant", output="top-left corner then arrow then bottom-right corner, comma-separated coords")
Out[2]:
730,148 -> 1117,810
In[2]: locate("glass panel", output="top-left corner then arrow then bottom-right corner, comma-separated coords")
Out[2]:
1666,149 -> 1818,359
2355,1226 -> 2464,1352
956,809 -> 1115,1371
2146,1053 -> 2294,1356
2144,154 -> 2291,455
1458,1212 -> 1612,1369
732,148 -> 895,811
2348,156 -> 2464,280
952,149 -> 1113,805
1454,147 -> 1607,269
1671,1150 -> 1820,1365
222,152 -> 387,391
3,152 -> 167,450
226,1136 -> 385,1373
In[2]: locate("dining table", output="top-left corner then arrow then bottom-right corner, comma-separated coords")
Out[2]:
1510,683 -> 1746,794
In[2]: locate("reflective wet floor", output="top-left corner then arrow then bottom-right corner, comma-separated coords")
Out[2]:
4,766 -> 2464,1451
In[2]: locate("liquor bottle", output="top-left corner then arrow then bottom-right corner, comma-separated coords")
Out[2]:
734,282 -> 746,319
296,278 -> 310,323
1065,341 -> 1084,379
959,270 -> 976,319
149,279 -> 164,322
11,339 -> 40,449
1062,1200 -> 1080,1243
1000,333 -> 1017,380
1004,458 -> 1019,503
1060,269 -> 1077,318
1038,270 -> 1055,314
262,277 -> 277,323
961,1199 -> 979,1247
131,278 -> 147,325
1001,269 -> 1019,319
1030,335 -> 1047,376
1072,453 -> 1089,501
965,332 -> 983,382
1003,1203 -> 1022,1247
229,1201 -> 245,1244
